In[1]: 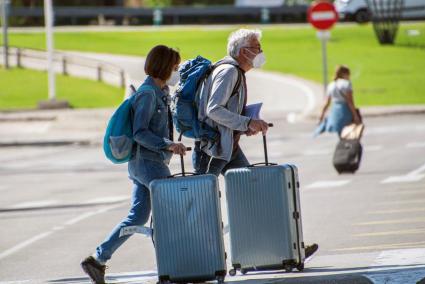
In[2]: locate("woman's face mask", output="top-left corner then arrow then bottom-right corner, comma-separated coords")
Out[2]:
166,70 -> 180,86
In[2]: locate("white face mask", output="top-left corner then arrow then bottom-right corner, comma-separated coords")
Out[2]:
166,70 -> 180,86
245,48 -> 266,68
252,52 -> 266,68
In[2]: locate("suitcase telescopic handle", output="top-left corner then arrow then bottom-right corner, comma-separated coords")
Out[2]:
168,147 -> 196,178
180,147 -> 192,177
263,123 -> 274,165
248,123 -> 277,167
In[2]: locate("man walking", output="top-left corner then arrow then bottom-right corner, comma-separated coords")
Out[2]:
194,28 -> 319,259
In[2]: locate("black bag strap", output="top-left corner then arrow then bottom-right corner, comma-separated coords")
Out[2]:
212,61 -> 243,98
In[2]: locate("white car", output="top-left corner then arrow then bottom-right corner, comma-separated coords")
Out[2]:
334,0 -> 425,23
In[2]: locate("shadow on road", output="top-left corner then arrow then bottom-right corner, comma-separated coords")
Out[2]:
46,263 -> 425,284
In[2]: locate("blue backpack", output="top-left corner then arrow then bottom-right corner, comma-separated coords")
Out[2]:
103,85 -> 153,164
172,56 -> 242,141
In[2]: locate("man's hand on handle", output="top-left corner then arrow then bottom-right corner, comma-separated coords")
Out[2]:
167,143 -> 187,155
248,119 -> 269,136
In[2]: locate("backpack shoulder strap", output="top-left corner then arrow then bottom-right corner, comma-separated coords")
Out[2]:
212,62 -> 243,97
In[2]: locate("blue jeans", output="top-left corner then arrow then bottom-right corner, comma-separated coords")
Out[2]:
95,158 -> 171,263
194,142 -> 250,176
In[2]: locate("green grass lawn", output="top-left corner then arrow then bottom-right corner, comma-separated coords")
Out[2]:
2,22 -> 425,106
0,68 -> 123,109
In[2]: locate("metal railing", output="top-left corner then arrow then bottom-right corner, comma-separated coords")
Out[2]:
0,46 -> 126,88
9,5 -> 308,25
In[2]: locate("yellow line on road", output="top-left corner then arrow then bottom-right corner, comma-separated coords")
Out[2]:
355,217 -> 425,226
355,228 -> 425,237
331,241 -> 425,252
385,190 -> 425,196
377,199 -> 425,205
369,207 -> 425,214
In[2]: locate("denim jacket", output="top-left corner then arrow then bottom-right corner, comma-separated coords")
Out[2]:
128,76 -> 173,179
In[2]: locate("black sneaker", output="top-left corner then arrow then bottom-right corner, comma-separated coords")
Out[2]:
305,243 -> 319,259
81,256 -> 107,284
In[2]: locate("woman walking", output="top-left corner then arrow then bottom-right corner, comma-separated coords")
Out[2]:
81,45 -> 186,284
315,65 -> 361,137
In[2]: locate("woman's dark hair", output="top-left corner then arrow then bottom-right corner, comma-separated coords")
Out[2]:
144,45 -> 181,81
334,65 -> 350,81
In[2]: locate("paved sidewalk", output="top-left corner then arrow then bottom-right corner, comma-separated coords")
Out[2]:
1,104 -> 424,147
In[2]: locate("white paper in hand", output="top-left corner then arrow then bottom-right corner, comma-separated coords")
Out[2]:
244,103 -> 263,119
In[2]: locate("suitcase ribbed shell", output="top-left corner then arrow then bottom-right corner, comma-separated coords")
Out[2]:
150,174 -> 226,282
224,164 -> 304,270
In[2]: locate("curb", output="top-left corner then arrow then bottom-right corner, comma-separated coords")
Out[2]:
306,106 -> 425,121
0,199 -> 128,213
269,274 -> 373,284
0,140 -> 93,147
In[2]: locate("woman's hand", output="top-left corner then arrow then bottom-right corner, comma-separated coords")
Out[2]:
167,143 -> 187,155
353,115 -> 361,125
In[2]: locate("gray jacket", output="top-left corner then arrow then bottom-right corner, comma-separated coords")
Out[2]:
198,56 -> 250,161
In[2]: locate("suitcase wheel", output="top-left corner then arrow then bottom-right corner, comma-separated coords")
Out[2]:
296,263 -> 304,272
284,264 -> 293,273
216,275 -> 225,283
228,269 -> 237,277
240,268 -> 248,275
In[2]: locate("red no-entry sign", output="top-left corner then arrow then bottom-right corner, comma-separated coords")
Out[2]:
308,1 -> 338,30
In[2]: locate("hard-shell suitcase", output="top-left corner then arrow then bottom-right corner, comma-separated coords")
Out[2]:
224,128 -> 305,275
149,149 -> 227,284
333,138 -> 363,174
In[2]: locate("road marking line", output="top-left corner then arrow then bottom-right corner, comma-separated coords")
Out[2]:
377,199 -> 425,205
355,217 -> 425,226
105,270 -> 157,283
363,145 -> 383,152
0,281 -> 31,284
381,162 -> 425,184
0,231 -> 54,261
0,203 -> 123,261
406,142 -> 425,148
306,180 -> 351,189
367,125 -> 425,135
303,149 -> 332,156
85,195 -> 129,204
385,190 -> 425,196
369,207 -> 425,214
64,211 -> 101,226
382,174 -> 425,183
331,241 -> 425,252
373,248 -> 425,266
355,228 -> 425,237
10,200 -> 58,209
366,248 -> 425,283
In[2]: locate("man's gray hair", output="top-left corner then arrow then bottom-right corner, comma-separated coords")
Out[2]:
227,29 -> 262,59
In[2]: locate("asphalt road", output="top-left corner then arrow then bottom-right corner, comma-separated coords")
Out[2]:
0,113 -> 424,283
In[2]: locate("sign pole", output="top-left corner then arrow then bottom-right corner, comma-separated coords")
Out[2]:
1,0 -> 9,69
308,1 -> 338,97
38,0 -> 69,109
321,34 -> 327,96
317,30 -> 330,97
44,0 -> 56,101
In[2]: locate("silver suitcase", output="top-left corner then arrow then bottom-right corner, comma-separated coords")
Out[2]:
224,133 -> 305,275
150,151 -> 227,284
